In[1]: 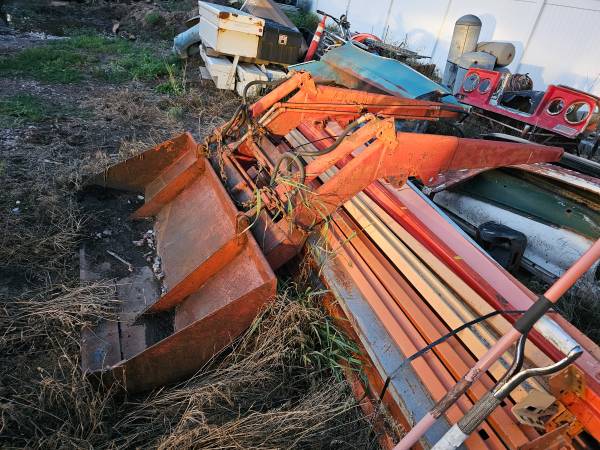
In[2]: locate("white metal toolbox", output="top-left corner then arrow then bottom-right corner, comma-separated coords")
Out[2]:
198,1 -> 264,58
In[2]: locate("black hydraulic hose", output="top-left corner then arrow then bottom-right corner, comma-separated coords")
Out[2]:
296,117 -> 367,157
221,78 -> 289,138
270,152 -> 306,187
378,309 -> 526,401
242,78 -> 287,106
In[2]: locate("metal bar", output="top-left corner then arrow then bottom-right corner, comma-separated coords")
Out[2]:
293,122 -> 600,444
293,129 -> 562,230
394,240 -> 600,450
290,128 -> 533,447
333,211 -> 531,448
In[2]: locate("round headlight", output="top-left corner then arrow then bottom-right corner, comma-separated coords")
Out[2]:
462,73 -> 480,93
546,98 -> 565,115
478,79 -> 491,93
564,102 -> 591,124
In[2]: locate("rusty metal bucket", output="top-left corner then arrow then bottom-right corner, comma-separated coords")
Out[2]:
81,133 -> 276,392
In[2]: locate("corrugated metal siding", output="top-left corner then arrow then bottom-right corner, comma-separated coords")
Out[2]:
313,0 -> 600,95
518,2 -> 600,95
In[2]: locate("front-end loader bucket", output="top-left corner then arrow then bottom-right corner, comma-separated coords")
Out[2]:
81,133 -> 276,392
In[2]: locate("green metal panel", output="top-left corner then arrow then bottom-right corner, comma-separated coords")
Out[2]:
453,169 -> 600,240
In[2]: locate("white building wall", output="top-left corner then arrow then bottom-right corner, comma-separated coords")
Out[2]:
311,0 -> 600,95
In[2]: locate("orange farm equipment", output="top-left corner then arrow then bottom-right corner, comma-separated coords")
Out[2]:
82,72 -> 600,449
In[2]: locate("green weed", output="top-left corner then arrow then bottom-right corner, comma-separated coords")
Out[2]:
167,106 -> 184,121
97,52 -> 170,83
155,63 -> 186,95
0,94 -> 79,126
286,283 -> 362,380
0,46 -> 86,83
0,33 -> 172,84
285,10 -> 320,32
145,11 -> 163,26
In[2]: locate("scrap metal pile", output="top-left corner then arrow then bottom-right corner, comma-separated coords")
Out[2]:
82,72 -> 600,449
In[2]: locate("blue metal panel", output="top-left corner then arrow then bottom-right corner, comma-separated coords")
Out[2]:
310,235 -> 458,448
291,42 -> 460,104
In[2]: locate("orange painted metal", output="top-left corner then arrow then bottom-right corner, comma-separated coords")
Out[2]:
131,148 -> 205,219
260,84 -> 465,136
332,213 -> 533,448
146,231 -> 247,313
292,126 -> 563,230
301,120 -> 600,380
82,135 -> 276,392
325,217 -> 504,449
249,71 -> 314,117
321,293 -> 416,449
83,71 -> 586,436
300,120 -> 600,446
91,132 -> 199,192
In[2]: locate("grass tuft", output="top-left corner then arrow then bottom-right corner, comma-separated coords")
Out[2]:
0,94 -> 84,126
286,9 -> 320,32
0,33 -> 173,84
0,46 -> 86,83
145,11 -> 163,26
155,63 -> 186,96
0,94 -> 51,124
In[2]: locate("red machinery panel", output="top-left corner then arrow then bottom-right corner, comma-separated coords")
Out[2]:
457,68 -> 599,138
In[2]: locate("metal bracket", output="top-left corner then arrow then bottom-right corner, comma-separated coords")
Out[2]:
550,365 -> 585,399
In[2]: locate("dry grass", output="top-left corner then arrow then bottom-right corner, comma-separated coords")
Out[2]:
0,282 -> 121,448
112,285 -> 375,450
1,284 -> 377,449
0,343 -> 120,449
0,193 -> 83,281
0,282 -> 119,355
556,280 -> 600,344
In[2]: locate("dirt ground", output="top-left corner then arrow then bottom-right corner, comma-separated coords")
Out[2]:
0,1 -> 381,448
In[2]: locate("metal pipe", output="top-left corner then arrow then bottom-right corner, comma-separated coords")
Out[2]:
393,239 -> 600,450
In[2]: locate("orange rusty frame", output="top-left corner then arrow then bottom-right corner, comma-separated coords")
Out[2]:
218,73 -> 564,268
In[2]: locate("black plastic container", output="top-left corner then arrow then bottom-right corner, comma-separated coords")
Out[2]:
257,19 -> 302,65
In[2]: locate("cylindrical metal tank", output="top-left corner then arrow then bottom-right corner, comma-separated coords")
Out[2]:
453,51 -> 496,93
476,41 -> 516,67
443,15 -> 482,86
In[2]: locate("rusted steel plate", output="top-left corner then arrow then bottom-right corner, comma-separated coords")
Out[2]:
82,134 -> 277,392
131,148 -> 205,219
147,161 -> 241,312
90,132 -> 198,192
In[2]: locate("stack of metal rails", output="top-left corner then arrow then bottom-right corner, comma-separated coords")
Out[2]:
286,122 -> 600,449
